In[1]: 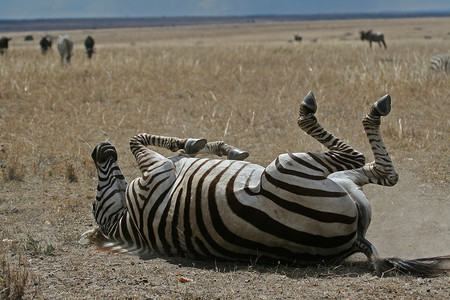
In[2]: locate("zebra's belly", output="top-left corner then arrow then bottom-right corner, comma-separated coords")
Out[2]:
147,158 -> 358,263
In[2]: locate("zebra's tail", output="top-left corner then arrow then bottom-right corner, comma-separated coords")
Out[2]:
355,236 -> 449,277
373,256 -> 450,277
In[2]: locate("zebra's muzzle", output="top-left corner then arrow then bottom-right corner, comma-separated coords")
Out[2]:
92,142 -> 118,164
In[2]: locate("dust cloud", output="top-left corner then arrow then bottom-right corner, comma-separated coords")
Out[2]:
364,169 -> 449,259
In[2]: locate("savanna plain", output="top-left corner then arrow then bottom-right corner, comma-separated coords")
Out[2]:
0,17 -> 449,299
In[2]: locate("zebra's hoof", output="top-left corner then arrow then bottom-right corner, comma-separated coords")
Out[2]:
373,94 -> 391,116
300,91 -> 317,115
185,138 -> 207,155
227,148 -> 249,161
92,142 -> 118,164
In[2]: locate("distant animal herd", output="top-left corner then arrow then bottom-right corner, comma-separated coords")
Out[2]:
0,34 -> 95,64
0,31 -> 448,73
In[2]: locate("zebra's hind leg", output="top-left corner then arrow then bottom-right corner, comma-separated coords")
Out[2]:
354,236 -> 383,275
297,91 -> 366,175
359,95 -> 399,187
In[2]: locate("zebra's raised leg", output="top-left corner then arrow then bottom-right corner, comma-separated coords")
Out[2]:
130,134 -> 207,155
353,94 -> 399,187
196,141 -> 249,161
297,91 -> 366,175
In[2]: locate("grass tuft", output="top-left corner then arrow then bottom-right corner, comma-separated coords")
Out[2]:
0,254 -> 30,300
65,163 -> 78,183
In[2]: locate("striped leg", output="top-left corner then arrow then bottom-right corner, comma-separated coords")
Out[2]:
130,134 -> 207,155
130,133 -> 249,161
297,91 -> 366,176
357,95 -> 399,186
196,141 -> 249,160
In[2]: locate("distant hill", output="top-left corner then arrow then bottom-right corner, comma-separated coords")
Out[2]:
1,12 -> 450,32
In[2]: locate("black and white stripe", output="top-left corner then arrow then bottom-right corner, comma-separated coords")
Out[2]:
430,54 -> 450,73
83,92 -> 449,276
57,35 -> 73,64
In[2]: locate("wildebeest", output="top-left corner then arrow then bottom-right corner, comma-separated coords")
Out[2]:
84,36 -> 95,59
39,36 -> 53,55
57,35 -> 73,65
0,37 -> 12,54
360,30 -> 387,49
294,34 -> 302,42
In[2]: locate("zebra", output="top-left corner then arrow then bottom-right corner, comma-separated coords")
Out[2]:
360,30 -> 387,49
39,36 -> 52,55
57,35 -> 73,64
0,37 -> 12,55
82,92 -> 449,276
430,54 -> 450,73
84,36 -> 95,59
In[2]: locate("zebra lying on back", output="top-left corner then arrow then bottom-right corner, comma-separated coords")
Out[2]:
360,30 -> 387,49
57,35 -> 73,65
430,54 -> 450,73
82,92 -> 449,276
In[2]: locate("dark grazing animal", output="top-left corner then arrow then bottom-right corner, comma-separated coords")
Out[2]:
82,92 -> 449,276
360,30 -> 387,49
39,36 -> 52,55
0,37 -> 12,54
294,34 -> 302,42
84,35 -> 95,59
430,54 -> 450,73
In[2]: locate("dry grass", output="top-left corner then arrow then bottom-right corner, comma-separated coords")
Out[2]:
0,17 -> 449,298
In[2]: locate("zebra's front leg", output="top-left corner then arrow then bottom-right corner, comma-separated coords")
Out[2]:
297,91 -> 366,174
131,133 -> 207,155
130,133 -> 248,161
196,141 -> 249,160
360,95 -> 399,186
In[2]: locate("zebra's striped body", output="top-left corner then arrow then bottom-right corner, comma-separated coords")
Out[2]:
57,35 -> 73,64
84,92 -> 449,276
430,54 -> 450,73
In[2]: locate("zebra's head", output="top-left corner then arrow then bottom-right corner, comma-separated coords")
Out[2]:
91,142 -> 127,235
92,142 -> 118,165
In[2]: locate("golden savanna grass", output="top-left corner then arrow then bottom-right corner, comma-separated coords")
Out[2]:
0,17 -> 449,298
